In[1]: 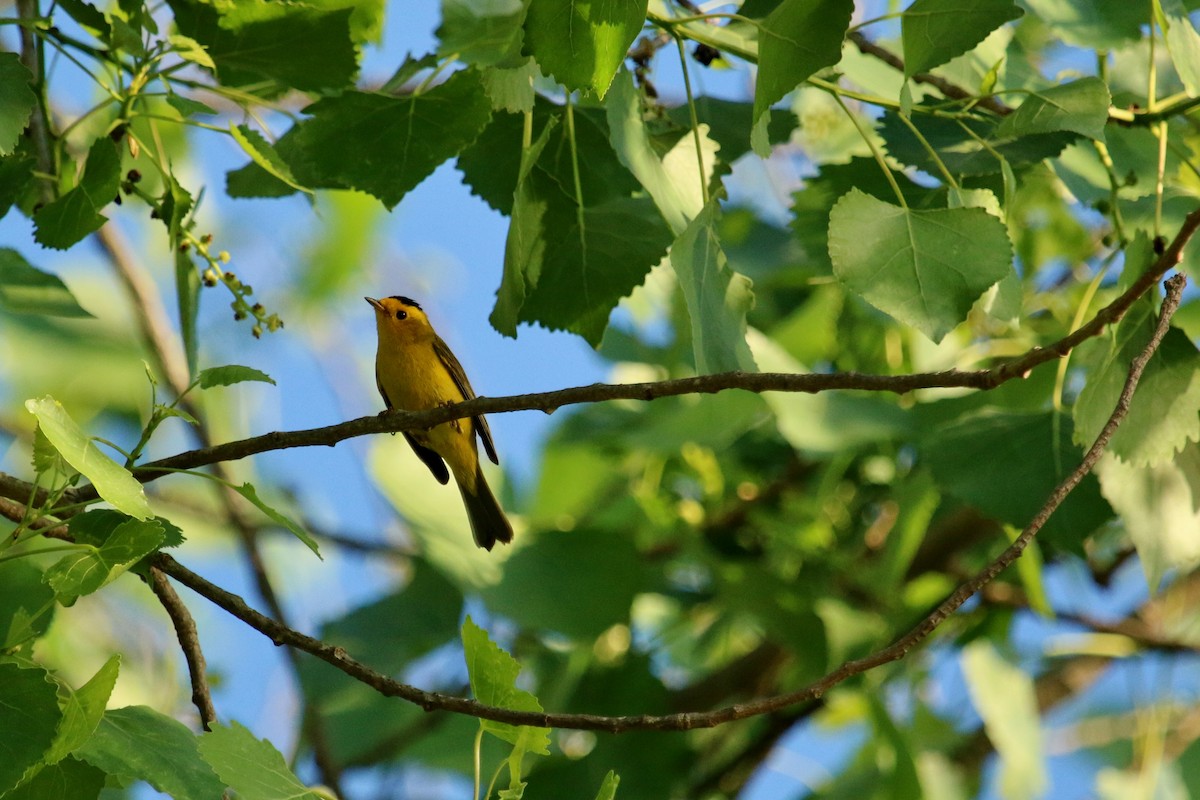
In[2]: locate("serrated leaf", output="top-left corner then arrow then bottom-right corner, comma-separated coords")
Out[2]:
879,111 -> 1077,175
228,70 -> 492,208
24,396 -> 152,520
1160,0 -> 1200,96
0,561 -> 56,649
995,77 -> 1110,141
901,0 -> 1023,77
1097,449 -> 1200,593
3,757 -> 105,800
167,0 -> 358,92
0,52 -> 37,156
46,655 -> 120,764
197,722 -> 321,800
921,410 -> 1114,551
1020,0 -> 1144,50
438,0 -> 527,67
167,33 -> 215,69
166,94 -> 218,117
75,707 -> 226,800
228,124 -> 311,195
0,664 -> 62,795
828,188 -> 1012,342
230,482 -> 320,557
605,70 -> 712,235
669,200 -> 758,373
462,616 -> 551,756
751,0 -> 854,156
482,58 -> 539,113
45,518 -> 165,602
196,364 -> 276,389
32,138 -> 121,250
523,0 -> 645,97
0,248 -> 93,317
961,642 -> 1046,800
1074,309 -> 1200,466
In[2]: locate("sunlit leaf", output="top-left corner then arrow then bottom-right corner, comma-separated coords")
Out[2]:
0,53 -> 36,156
0,248 -> 93,318
196,364 -> 276,389
901,0 -> 1022,77
828,188 -> 1012,342
994,77 -> 1110,141
462,616 -> 551,756
523,0 -> 645,97
24,396 -> 152,520
197,722 -> 321,800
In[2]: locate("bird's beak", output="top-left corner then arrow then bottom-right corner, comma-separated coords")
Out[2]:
364,296 -> 384,313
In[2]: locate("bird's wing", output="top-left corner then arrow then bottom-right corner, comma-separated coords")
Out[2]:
377,363 -> 451,484
433,334 -> 499,465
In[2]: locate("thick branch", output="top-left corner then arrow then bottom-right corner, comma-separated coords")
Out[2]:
147,566 -> 217,730
149,273 -> 1185,733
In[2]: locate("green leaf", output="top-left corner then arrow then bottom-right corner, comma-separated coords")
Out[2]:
44,517 -> 165,602
921,410 -> 1114,550
669,200 -> 758,373
229,70 -> 493,208
175,250 -> 200,376
827,188 -> 1013,342
0,248 -> 93,317
32,138 -> 121,250
901,0 -> 1023,77
55,0 -> 109,34
0,52 -> 37,156
1021,0 -> 1146,49
167,33 -> 215,70
523,0 -> 646,97
1074,308 -> 1200,467
24,396 -> 153,520
751,0 -> 854,156
197,721 -> 321,800
229,482 -> 321,557
481,533 -> 644,639
227,124 -> 311,195
1096,447 -> 1200,592
879,111 -> 1078,175
75,706 -> 226,800
961,642 -> 1047,800
605,70 -> 713,235
510,193 -> 673,344
0,663 -> 61,795
46,655 -> 120,764
994,77 -> 1111,141
0,151 -> 35,220
438,0 -> 527,66
482,58 -> 539,113
595,771 -> 620,800
3,757 -> 105,800
166,0 -> 358,92
196,363 -> 277,389
462,616 -> 551,756
0,560 -> 55,650
1160,0 -> 1200,96
166,94 -> 218,117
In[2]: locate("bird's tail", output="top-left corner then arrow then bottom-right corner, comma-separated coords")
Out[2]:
457,467 -> 513,551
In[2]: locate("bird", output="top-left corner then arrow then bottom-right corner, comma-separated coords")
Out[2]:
366,295 -> 513,550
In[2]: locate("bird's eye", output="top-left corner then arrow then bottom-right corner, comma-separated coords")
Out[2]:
395,310 -> 408,320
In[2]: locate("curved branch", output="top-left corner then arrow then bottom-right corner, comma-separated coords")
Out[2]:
147,566 -> 217,730
150,273 -> 1186,734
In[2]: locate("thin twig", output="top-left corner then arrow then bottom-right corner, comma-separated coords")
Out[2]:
147,274 -> 1187,732
8,274 -> 1188,734
847,32 -> 1011,116
147,566 -> 217,730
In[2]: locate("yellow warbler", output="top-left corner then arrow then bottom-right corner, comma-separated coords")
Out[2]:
366,295 -> 513,550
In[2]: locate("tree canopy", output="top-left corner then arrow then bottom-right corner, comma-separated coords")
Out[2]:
3,0 -> 1200,798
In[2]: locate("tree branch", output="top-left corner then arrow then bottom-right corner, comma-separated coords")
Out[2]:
147,566 -> 217,730
148,273 -> 1185,734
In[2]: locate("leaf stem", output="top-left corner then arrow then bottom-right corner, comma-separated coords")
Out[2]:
828,91 -> 908,208
896,112 -> 959,190
674,33 -> 710,206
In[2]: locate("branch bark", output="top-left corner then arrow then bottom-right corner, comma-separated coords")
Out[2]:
147,566 -> 217,730
149,273 -> 1186,734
